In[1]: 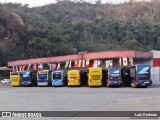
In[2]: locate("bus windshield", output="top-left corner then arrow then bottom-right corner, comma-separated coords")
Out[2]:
91,71 -> 101,75
38,72 -> 47,79
53,72 -> 61,79
109,69 -> 121,77
137,66 -> 150,75
11,72 -> 18,75
22,71 -> 30,81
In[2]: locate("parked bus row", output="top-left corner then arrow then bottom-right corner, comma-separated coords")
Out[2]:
10,64 -> 152,88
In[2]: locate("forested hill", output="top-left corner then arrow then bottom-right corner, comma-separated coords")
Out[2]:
0,0 -> 160,66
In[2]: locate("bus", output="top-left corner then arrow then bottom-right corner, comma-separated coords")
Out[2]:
107,68 -> 123,87
21,70 -> 37,86
67,70 -> 81,86
51,70 -> 67,86
87,67 -> 102,87
10,72 -> 21,87
37,70 -> 51,86
123,64 -> 151,88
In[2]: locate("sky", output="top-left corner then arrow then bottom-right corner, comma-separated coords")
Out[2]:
0,0 -> 149,7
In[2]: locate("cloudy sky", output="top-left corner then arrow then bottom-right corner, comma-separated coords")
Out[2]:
0,0 -> 149,7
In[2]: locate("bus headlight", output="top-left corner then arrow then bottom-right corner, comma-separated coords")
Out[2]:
144,81 -> 149,84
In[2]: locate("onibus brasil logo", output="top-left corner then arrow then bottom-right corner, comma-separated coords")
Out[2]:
2,112 -> 42,118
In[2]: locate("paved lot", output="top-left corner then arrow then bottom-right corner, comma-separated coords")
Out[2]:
0,84 -> 160,120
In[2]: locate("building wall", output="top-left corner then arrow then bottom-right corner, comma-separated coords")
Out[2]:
151,50 -> 160,85
151,67 -> 160,85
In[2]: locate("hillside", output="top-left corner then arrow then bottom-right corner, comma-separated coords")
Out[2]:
0,0 -> 160,66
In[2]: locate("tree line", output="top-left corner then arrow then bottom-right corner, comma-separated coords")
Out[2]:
0,0 -> 160,66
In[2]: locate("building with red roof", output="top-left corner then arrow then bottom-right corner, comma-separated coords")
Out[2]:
7,50 -> 160,85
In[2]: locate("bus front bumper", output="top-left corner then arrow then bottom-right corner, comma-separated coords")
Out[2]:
89,82 -> 102,87
52,80 -> 64,86
10,83 -> 21,87
135,81 -> 151,87
22,81 -> 32,86
37,82 -> 48,86
68,82 -> 80,86
108,81 -> 122,86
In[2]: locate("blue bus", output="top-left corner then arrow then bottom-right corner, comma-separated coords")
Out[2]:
21,70 -> 37,86
51,70 -> 67,86
123,64 -> 151,88
131,64 -> 151,88
107,68 -> 123,87
37,70 -> 51,86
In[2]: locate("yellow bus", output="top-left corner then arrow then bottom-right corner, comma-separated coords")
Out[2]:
10,72 -> 21,87
88,67 -> 102,87
67,70 -> 81,86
